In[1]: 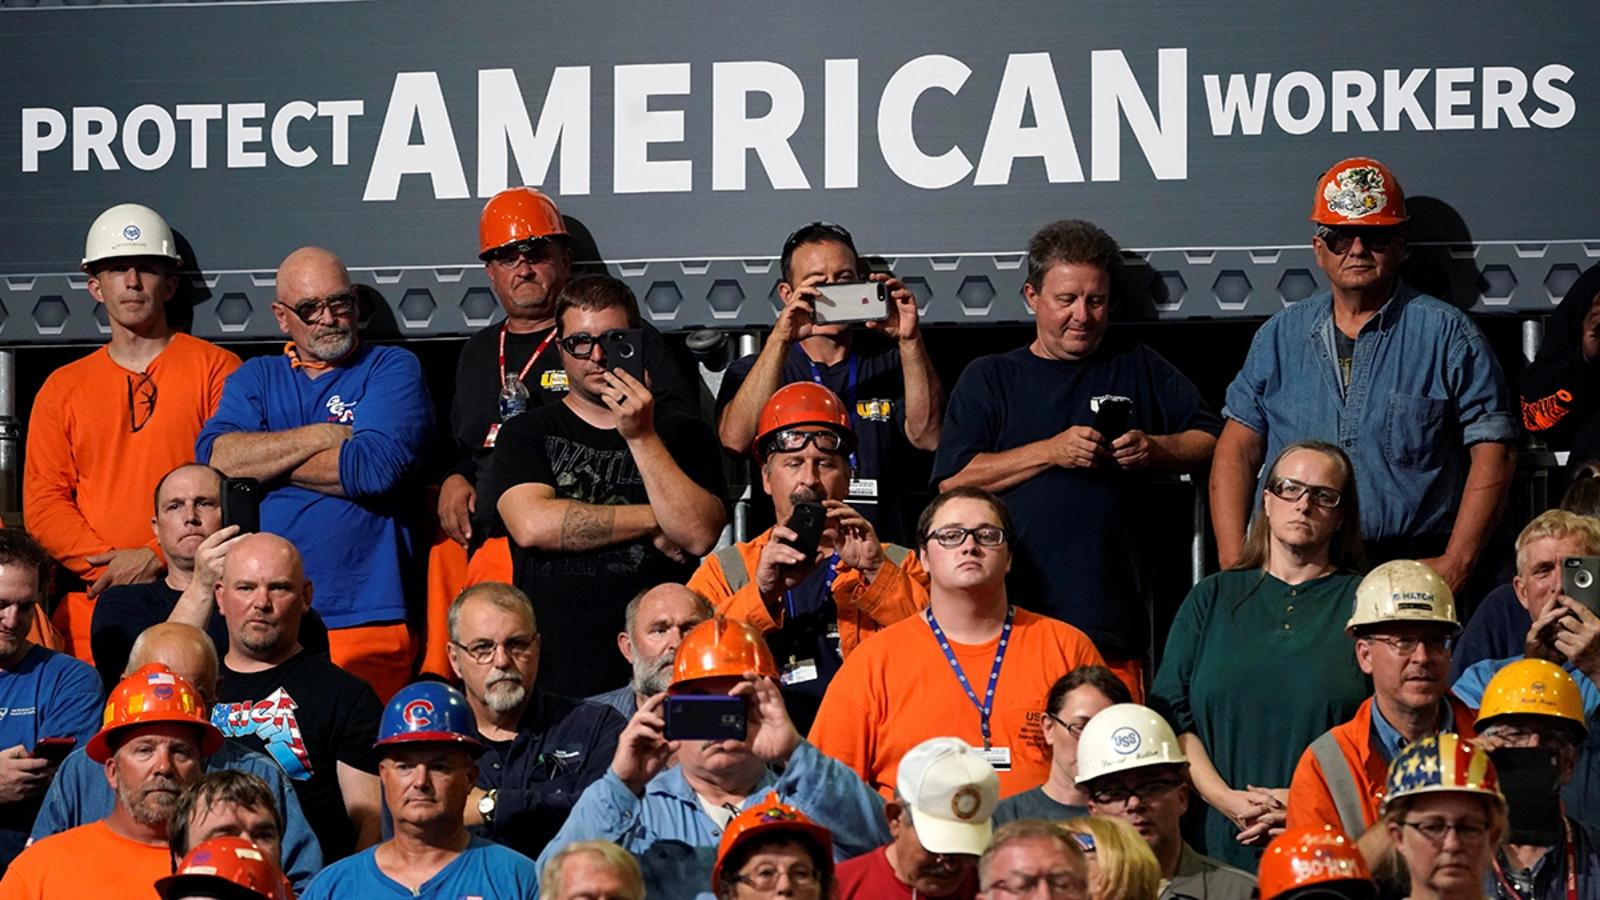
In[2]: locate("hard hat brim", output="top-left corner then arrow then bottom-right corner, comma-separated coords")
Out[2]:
373,731 -> 489,758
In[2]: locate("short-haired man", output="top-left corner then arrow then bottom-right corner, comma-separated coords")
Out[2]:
299,682 -> 540,899
1212,157 -> 1517,594
90,462 -> 329,691
485,274 -> 727,697
717,221 -> 944,544
26,203 -> 241,660
198,246 -> 434,701
993,665 -> 1132,825
810,488 -> 1104,798
589,583 -> 714,720
1287,561 -> 1477,857
1078,704 -> 1256,900
0,665 -> 222,899
537,617 -> 890,900
541,840 -> 646,900
31,622 -> 321,892
446,582 -> 625,858
837,737 -> 998,900
975,819 -> 1089,900
167,770 -> 287,874
0,531 -> 102,867
692,383 -> 928,727
208,534 -> 384,862
933,220 -> 1220,699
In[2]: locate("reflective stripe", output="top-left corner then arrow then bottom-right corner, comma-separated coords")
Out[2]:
716,546 -> 750,593
884,544 -> 912,567
1310,730 -> 1368,838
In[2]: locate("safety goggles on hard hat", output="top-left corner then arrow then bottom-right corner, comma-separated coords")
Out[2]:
762,427 -> 850,456
1315,224 -> 1403,256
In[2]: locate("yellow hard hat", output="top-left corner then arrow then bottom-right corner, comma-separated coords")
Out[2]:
1476,658 -> 1587,739
1345,560 -> 1459,636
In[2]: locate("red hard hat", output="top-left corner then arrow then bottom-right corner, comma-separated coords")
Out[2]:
478,186 -> 568,259
1310,157 -> 1408,226
712,794 -> 834,894
753,382 -> 856,460
671,616 -> 780,691
156,836 -> 291,900
1259,826 -> 1375,900
87,663 -> 224,764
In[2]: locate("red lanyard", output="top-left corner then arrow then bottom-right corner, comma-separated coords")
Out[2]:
498,324 -> 557,387
1493,816 -> 1576,900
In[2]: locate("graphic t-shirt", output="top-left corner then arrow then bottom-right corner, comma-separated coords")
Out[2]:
0,646 -> 102,866
482,402 -> 726,697
1334,329 -> 1357,389
212,650 -> 383,861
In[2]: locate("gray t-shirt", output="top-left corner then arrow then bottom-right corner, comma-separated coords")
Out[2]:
991,786 -> 1088,826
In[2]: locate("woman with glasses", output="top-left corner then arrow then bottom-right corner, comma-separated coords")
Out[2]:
993,666 -> 1132,825
1150,440 -> 1371,870
1381,734 -> 1506,900
713,798 -> 835,900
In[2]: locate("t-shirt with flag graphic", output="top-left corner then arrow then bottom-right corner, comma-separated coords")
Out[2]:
212,650 -> 383,862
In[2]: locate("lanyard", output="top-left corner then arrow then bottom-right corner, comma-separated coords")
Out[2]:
499,324 -> 557,388
784,553 -> 840,622
924,605 -> 1015,749
1493,816 -> 1576,900
807,353 -> 859,470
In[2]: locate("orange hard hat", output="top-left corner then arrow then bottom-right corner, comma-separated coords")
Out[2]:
87,663 -> 225,763
753,382 -> 857,460
712,794 -> 834,894
1310,157 -> 1408,227
156,836 -> 290,900
478,186 -> 568,259
671,616 -> 780,691
1259,825 -> 1376,900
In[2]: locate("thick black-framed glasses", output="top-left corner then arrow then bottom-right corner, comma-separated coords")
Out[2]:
278,290 -> 357,325
1316,224 -> 1402,256
127,372 -> 158,433
1265,476 -> 1342,509
925,526 -> 1007,549
560,330 -> 630,360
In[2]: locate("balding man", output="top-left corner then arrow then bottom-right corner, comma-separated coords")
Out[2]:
30,622 -> 323,893
589,584 -> 713,720
197,246 -> 434,702
207,534 -> 384,863
540,840 -> 645,900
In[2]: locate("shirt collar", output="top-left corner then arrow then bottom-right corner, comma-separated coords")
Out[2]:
1370,695 -> 1457,762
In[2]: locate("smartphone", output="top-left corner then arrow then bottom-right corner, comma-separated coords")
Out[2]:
812,281 -> 889,325
1563,556 -> 1600,613
602,328 -> 647,383
781,501 -> 828,563
220,477 -> 261,534
1092,395 -> 1133,443
1491,746 -> 1564,846
30,737 -> 75,763
663,695 -> 747,742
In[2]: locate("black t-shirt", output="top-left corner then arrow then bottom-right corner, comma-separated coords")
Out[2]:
1334,329 -> 1357,389
212,650 -> 383,862
931,340 -> 1223,657
482,401 -> 727,697
715,334 -> 914,543
90,581 -> 331,693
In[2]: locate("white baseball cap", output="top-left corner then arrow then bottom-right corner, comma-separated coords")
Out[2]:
896,737 -> 1001,856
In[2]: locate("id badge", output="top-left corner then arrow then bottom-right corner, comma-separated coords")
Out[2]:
979,746 -> 1013,771
848,478 -> 878,501
780,659 -> 819,685
483,423 -> 501,448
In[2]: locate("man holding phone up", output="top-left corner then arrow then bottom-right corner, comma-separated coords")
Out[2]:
717,221 -> 945,544
933,220 -> 1220,699
485,275 -> 727,699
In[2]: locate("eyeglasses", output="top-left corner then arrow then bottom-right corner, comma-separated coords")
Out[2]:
1317,224 -> 1402,256
1265,476 -> 1343,509
1482,724 -> 1577,751
926,526 -> 1007,549
1047,712 -> 1087,738
559,329 -> 634,360
487,240 -> 559,271
781,221 -> 855,261
732,864 -> 820,891
277,290 -> 357,325
1402,819 -> 1492,844
763,428 -> 850,456
1088,779 -> 1183,808
1362,634 -> 1453,657
127,372 -> 158,433
451,635 -> 538,665
983,872 -> 1086,898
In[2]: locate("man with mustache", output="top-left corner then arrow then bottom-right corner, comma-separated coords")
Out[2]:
209,534 -> 385,864
589,583 -> 714,720
0,664 -> 222,899
445,582 -> 624,859
198,246 -> 434,703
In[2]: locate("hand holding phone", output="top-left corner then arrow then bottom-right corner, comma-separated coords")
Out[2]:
602,329 -> 647,383
812,282 -> 889,325
663,695 -> 748,742
29,738 -> 74,763
781,501 -> 828,563
1092,396 -> 1133,444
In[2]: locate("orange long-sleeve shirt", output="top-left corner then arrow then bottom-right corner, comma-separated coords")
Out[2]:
23,334 -> 240,581
687,528 -> 929,660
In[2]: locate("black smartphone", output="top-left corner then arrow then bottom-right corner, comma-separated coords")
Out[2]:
1092,396 -> 1133,443
663,695 -> 747,742
602,328 -> 647,383
1563,556 -> 1600,613
30,737 -> 75,762
220,477 -> 261,534
1492,746 -> 1564,846
782,501 -> 827,562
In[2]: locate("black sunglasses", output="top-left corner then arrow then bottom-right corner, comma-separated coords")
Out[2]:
1316,225 -> 1402,256
277,290 -> 357,325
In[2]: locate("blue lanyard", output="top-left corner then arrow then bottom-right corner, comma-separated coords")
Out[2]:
807,353 -> 859,470
924,605 -> 1015,749
785,552 -> 840,621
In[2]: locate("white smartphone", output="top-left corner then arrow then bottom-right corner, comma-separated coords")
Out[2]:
812,281 -> 889,324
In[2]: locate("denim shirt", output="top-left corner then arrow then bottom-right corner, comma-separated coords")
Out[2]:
1224,286 -> 1516,542
533,740 -> 890,900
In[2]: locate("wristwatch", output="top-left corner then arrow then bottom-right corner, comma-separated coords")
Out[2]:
477,789 -> 498,826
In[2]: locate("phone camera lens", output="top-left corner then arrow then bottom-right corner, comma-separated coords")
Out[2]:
618,343 -> 635,359
1577,570 -> 1594,590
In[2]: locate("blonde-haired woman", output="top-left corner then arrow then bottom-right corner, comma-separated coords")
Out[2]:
1063,816 -> 1160,900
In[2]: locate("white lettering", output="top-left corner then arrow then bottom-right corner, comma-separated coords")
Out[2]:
1331,70 -> 1379,133
1383,68 -> 1432,131
1481,67 -> 1529,129
1434,67 -> 1475,130
877,54 -> 972,190
477,66 -> 591,198
712,61 -> 809,191
975,52 -> 1083,186
72,107 -> 118,172
175,104 -> 223,169
613,63 -> 692,194
824,58 -> 858,190
271,100 -> 318,168
316,100 -> 364,166
227,102 -> 267,168
1091,48 -> 1186,181
21,108 -> 66,173
122,104 -> 176,171
1531,64 -> 1575,129
363,71 -> 470,202
1203,73 -> 1270,136
1271,71 -> 1325,135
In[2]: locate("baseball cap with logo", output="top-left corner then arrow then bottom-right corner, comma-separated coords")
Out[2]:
896,737 -> 1001,856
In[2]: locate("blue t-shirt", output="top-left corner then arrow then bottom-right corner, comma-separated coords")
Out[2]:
300,835 -> 539,899
0,645 -> 102,865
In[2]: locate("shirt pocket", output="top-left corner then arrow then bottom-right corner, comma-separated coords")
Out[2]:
1384,393 -> 1450,470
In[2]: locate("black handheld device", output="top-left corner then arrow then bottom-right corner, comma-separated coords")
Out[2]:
1092,396 -> 1133,443
30,738 -> 75,763
602,328 -> 647,384
1563,556 -> 1600,613
1491,746 -> 1565,846
220,477 -> 262,534
782,501 -> 828,562
663,695 -> 748,742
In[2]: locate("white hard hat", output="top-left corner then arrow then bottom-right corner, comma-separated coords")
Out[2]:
1345,560 -> 1459,636
896,737 -> 1000,856
82,203 -> 182,271
1074,703 -> 1187,787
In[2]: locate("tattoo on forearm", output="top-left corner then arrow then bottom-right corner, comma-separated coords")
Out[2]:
560,504 -> 616,551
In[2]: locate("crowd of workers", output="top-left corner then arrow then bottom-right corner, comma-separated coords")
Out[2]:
1,152 -> 1598,900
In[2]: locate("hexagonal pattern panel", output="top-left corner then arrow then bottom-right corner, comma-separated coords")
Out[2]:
643,281 -> 684,319
1277,269 -> 1319,304
93,303 -> 109,332
1150,270 -> 1187,311
216,292 -> 253,333
901,276 -> 933,313
1545,264 -> 1582,303
706,279 -> 745,318
768,279 -> 785,314
1212,270 -> 1252,311
460,287 -> 500,327
1479,264 -> 1518,306
0,298 -> 10,333
398,288 -> 436,328
32,296 -> 69,334
956,276 -> 996,315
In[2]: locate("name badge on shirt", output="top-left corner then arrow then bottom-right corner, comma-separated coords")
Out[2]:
848,478 -> 878,501
979,747 -> 1013,771
483,423 -> 501,448
781,658 -> 819,685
